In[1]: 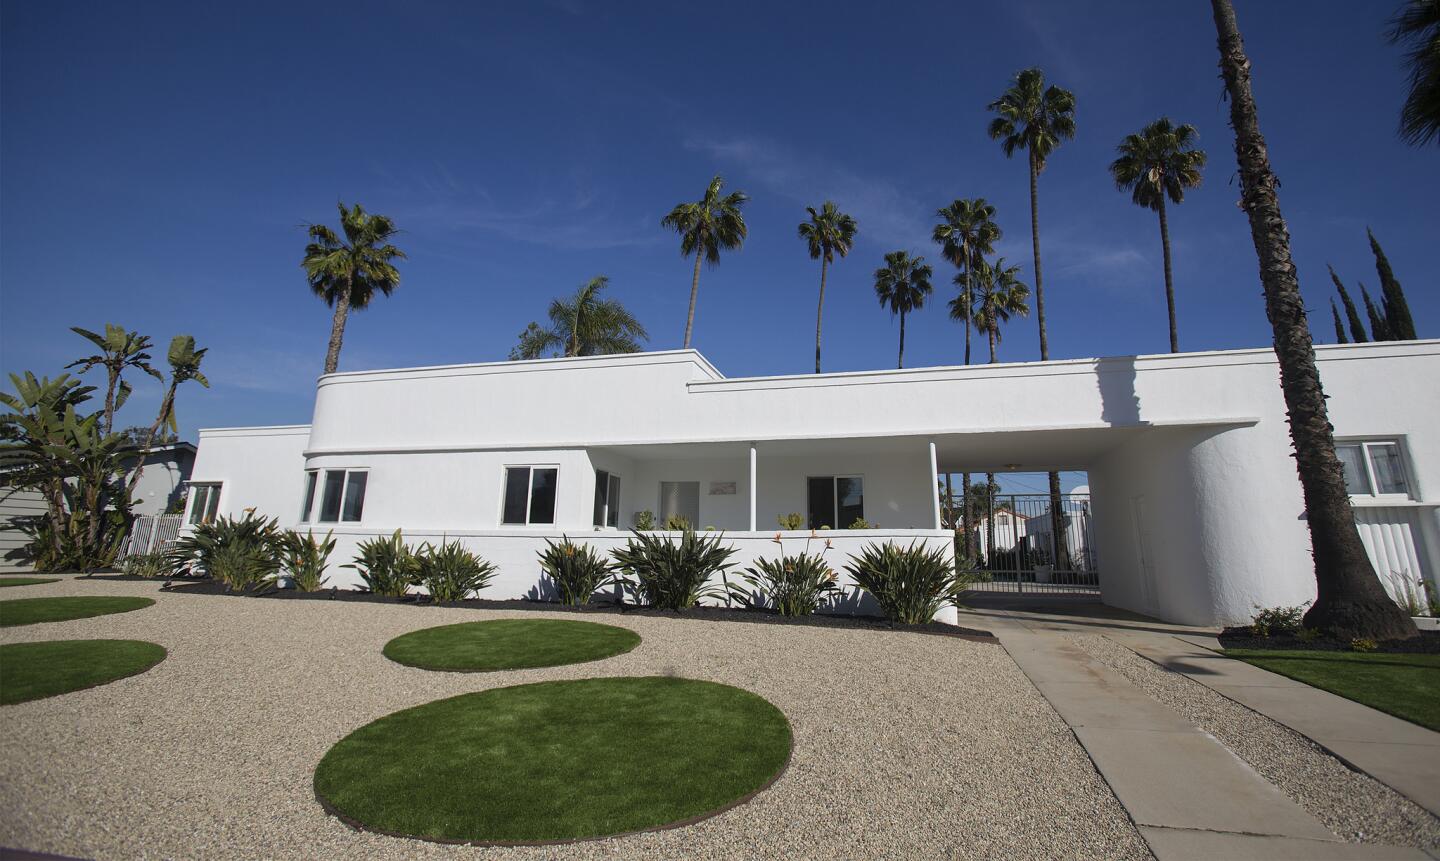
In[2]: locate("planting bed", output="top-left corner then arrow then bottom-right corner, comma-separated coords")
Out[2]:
1219,626 -> 1440,654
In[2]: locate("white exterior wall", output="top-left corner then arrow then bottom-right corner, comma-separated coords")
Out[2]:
188,426 -> 311,524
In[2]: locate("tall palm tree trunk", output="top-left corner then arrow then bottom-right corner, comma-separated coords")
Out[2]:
1028,147 -> 1070,574
1158,197 -> 1179,353
815,257 -> 829,373
897,310 -> 906,369
985,477 -> 996,571
961,474 -> 973,565
963,257 -> 973,366
1212,0 -> 1414,640
323,276 -> 352,375
683,253 -> 703,349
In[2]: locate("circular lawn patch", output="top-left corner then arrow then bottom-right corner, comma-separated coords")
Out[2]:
314,676 -> 792,844
0,639 -> 167,704
383,618 -> 640,672
0,578 -> 60,587
0,596 -> 154,628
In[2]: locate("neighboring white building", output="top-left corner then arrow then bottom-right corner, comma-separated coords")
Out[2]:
185,341 -> 1440,626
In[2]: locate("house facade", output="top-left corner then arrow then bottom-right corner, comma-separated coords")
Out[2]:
185,341 -> 1440,626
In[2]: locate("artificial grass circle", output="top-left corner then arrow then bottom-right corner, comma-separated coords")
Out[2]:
0,639 -> 167,704
314,676 -> 792,844
0,596 -> 155,627
0,578 -> 60,587
382,618 -> 641,672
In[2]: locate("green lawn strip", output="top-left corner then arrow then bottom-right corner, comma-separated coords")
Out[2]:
315,676 -> 792,843
1226,649 -> 1440,732
1,639 -> 167,704
0,596 -> 155,627
382,618 -> 641,672
0,578 -> 60,587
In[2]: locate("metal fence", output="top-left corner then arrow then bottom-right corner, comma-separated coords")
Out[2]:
120,514 -> 184,558
957,493 -> 1100,595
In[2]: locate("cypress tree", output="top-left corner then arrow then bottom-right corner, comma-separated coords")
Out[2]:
1328,264 -> 1368,342
1330,299 -> 1348,343
1367,229 -> 1417,340
1361,284 -> 1393,341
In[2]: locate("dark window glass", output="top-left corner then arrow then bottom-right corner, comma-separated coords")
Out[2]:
1336,445 -> 1368,495
319,470 -> 345,522
300,472 -> 317,522
502,467 -> 531,525
607,474 -> 621,528
1368,444 -> 1408,494
342,472 -> 367,522
807,477 -> 835,529
593,470 -> 609,527
203,484 -> 222,523
837,477 -> 864,528
188,485 -> 211,525
529,468 -> 558,524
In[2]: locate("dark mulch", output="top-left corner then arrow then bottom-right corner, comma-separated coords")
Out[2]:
164,579 -> 995,642
1219,626 -> 1440,654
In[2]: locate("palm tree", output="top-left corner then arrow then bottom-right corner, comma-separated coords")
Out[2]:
65,325 -> 162,435
303,202 -> 406,375
1212,0 -> 1415,641
509,276 -> 649,360
1389,0 -> 1440,146
932,199 -> 1002,366
661,176 -> 749,349
873,251 -> 933,369
123,335 -> 209,504
798,202 -> 858,373
1109,118 -> 1207,353
988,68 -> 1076,575
967,258 -> 1031,364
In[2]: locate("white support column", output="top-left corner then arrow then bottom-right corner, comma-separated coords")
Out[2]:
928,439 -> 942,530
749,442 -> 757,532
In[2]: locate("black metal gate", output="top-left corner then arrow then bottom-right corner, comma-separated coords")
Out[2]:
956,493 -> 1099,595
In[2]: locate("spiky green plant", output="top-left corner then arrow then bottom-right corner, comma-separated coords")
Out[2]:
346,529 -> 419,598
279,529 -> 336,592
539,537 -> 618,605
845,542 -> 961,625
415,538 -> 497,603
121,551 -> 171,579
167,511 -> 281,590
742,552 -> 839,617
611,528 -> 740,611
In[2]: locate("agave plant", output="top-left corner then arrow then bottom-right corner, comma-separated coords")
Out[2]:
279,529 -> 336,592
742,552 -> 839,617
414,538 -> 498,602
539,537 -> 617,605
844,541 -> 961,625
611,527 -> 740,611
167,511 -> 281,591
345,529 -> 419,597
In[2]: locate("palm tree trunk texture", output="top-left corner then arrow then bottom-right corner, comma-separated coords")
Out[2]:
815,256 -> 828,373
897,310 -> 906,369
683,252 -> 703,349
1158,197 -> 1179,353
323,276 -> 352,375
961,473 -> 973,564
964,254 -> 973,366
1212,0 -> 1414,640
944,473 -> 954,528
985,473 -> 996,570
1028,147 -> 1069,573
125,384 -> 176,502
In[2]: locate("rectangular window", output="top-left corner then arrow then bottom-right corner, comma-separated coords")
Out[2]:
503,466 -> 558,525
188,483 -> 222,525
658,481 -> 699,528
594,471 -> 623,528
808,476 -> 864,529
299,471 -> 318,522
1337,440 -> 1412,499
315,469 -> 368,523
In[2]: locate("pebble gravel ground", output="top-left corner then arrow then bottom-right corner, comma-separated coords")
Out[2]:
1073,634 -> 1440,853
0,579 -> 1151,861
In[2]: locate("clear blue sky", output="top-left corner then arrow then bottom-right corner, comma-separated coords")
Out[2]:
2,0 -> 1434,458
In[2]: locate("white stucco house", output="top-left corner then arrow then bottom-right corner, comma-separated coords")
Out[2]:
184,340 -> 1440,626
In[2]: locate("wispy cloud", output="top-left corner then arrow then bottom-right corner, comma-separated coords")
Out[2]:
682,135 -> 932,249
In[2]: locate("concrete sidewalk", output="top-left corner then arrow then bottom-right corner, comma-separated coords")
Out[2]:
967,596 -> 1436,860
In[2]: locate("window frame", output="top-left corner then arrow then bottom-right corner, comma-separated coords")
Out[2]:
1336,438 -> 1414,501
313,468 -> 369,524
501,464 -> 560,526
593,469 -> 622,529
807,474 -> 865,530
187,482 -> 223,525
299,470 -> 318,523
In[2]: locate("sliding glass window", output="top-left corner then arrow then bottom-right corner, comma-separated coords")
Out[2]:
503,466 -> 558,525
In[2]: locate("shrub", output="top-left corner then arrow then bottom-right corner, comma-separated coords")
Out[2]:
539,537 -> 617,606
167,511 -> 281,591
122,551 -> 171,579
633,510 -> 655,531
414,538 -> 498,602
279,530 -> 335,592
346,529 -> 419,597
777,512 -> 805,530
612,528 -> 739,610
662,513 -> 692,531
1295,626 -> 1320,643
742,552 -> 838,616
1250,604 -> 1306,637
846,518 -> 873,529
1350,637 -> 1378,653
1382,569 -> 1430,617
845,541 -> 960,625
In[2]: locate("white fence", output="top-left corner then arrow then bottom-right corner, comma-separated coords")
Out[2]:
121,514 -> 184,558
1353,505 -> 1437,611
